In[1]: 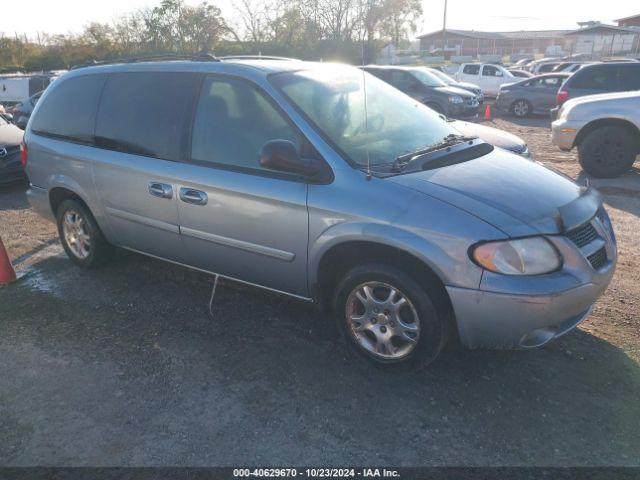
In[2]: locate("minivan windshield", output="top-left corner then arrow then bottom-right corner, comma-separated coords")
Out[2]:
411,69 -> 448,88
427,68 -> 456,85
271,65 -> 457,169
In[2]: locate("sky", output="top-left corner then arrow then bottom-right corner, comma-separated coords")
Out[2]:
1,0 -> 638,39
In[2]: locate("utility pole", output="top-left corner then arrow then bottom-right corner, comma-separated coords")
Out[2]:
442,0 -> 448,55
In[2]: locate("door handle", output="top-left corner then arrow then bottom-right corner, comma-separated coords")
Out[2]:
179,188 -> 208,206
148,182 -> 173,199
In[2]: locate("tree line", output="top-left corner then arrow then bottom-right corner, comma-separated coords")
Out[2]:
0,0 -> 422,73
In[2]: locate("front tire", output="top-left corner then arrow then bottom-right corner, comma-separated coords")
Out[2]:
427,103 -> 445,115
334,263 -> 449,370
578,126 -> 638,178
56,199 -> 112,268
511,99 -> 531,118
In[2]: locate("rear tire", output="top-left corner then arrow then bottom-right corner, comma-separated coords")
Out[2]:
333,263 -> 449,371
578,126 -> 638,178
56,199 -> 112,268
511,99 -> 531,118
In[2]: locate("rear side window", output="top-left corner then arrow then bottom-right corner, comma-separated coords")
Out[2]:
95,72 -> 200,161
31,74 -> 106,144
570,66 -> 618,90
618,64 -> 640,90
463,65 -> 480,75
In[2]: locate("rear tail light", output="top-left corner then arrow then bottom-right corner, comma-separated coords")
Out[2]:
556,90 -> 570,105
20,141 -> 28,168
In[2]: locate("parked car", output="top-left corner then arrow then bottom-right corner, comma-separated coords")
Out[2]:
509,69 -> 534,78
552,62 -> 595,73
364,69 -> 527,156
552,91 -> 640,177
363,65 -> 479,118
496,73 -> 570,117
534,62 -> 561,74
424,67 -> 484,103
527,58 -> 561,74
24,59 -> 616,369
514,58 -> 534,67
454,63 -> 517,96
7,91 -> 43,129
0,114 -> 25,185
552,62 -> 640,118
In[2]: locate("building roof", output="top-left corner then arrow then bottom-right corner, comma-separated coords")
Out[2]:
615,13 -> 640,22
418,29 -> 572,40
565,23 -> 640,35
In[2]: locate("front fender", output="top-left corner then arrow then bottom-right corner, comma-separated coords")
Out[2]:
308,220 -> 484,295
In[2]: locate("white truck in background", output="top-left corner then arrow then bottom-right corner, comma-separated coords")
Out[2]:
455,63 -> 517,97
0,74 -> 55,106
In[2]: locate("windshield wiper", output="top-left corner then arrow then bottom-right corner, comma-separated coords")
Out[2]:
392,134 -> 478,172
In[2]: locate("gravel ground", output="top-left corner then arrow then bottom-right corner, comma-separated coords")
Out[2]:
0,115 -> 639,466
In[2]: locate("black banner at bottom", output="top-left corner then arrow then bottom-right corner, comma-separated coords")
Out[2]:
0,468 -> 638,480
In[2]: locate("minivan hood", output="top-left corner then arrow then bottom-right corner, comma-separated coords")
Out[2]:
389,147 -> 598,237
454,81 -> 481,91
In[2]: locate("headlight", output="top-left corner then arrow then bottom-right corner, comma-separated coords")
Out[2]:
449,96 -> 464,104
472,237 -> 561,275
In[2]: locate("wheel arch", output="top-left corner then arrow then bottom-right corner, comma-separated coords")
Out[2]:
310,231 -> 458,338
49,186 -> 91,217
574,118 -> 640,149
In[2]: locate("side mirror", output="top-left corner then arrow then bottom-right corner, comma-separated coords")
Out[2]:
259,140 -> 319,176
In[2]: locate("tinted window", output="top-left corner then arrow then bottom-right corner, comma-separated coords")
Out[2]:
31,74 -> 105,143
571,66 -> 618,90
95,72 -> 200,161
365,69 -> 388,81
531,77 -> 564,88
482,65 -> 502,77
463,65 -> 480,75
389,71 -> 418,90
618,64 -> 640,90
191,76 -> 301,172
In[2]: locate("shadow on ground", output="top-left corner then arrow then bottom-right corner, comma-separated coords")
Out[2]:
1,252 -> 639,466
0,182 -> 29,211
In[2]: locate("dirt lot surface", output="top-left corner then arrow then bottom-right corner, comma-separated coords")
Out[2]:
1,115 -> 639,467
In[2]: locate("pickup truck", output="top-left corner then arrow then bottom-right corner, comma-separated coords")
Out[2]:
552,91 -> 640,178
455,63 -> 517,97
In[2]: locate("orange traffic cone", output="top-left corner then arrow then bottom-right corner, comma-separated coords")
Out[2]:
483,104 -> 492,121
0,236 -> 16,286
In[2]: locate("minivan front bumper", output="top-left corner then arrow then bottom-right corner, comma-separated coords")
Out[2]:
446,209 -> 616,349
447,277 -> 611,349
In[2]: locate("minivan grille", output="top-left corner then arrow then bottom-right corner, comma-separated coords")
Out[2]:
587,247 -> 607,270
566,222 -> 598,248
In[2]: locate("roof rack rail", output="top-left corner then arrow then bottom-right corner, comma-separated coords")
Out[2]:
71,53 -> 220,70
220,55 -> 298,61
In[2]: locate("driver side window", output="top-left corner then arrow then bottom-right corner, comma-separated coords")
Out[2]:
191,76 -> 302,171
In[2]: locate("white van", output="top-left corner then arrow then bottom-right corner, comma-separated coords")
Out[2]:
0,75 -> 53,106
455,63 -> 516,97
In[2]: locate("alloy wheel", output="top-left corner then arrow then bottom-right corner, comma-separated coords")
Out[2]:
62,209 -> 91,259
513,100 -> 529,117
345,281 -> 421,360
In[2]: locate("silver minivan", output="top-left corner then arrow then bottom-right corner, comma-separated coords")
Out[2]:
24,58 -> 617,369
